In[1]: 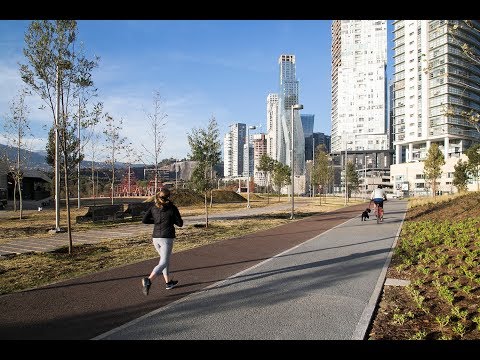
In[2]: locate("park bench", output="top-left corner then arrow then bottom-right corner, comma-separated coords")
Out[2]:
76,204 -> 125,223
123,202 -> 153,219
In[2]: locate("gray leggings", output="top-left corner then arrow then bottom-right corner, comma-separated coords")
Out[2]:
152,237 -> 174,276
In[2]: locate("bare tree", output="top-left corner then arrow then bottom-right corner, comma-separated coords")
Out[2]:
103,114 -> 129,205
82,102 -> 104,202
73,43 -> 100,208
140,90 -> 168,195
1,88 -> 32,219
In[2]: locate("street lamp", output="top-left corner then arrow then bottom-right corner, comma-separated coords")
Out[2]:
344,143 -> 348,206
344,136 -> 353,206
312,136 -> 315,198
54,62 -> 61,231
290,104 -> 303,220
175,159 -> 178,189
246,125 -> 256,208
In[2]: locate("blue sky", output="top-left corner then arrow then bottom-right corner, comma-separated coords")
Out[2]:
0,20 -> 394,162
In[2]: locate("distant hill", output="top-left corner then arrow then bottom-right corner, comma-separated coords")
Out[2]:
0,143 -> 50,171
0,143 -> 108,171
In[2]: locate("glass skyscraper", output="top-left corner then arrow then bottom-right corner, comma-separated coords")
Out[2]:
278,54 -> 305,175
301,114 -> 314,161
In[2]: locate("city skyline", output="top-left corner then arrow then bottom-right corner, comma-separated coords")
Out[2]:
0,20 -> 394,163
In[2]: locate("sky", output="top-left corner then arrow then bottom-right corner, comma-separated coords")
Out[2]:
0,20 -> 394,163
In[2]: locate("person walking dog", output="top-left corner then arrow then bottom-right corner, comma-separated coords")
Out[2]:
141,187 -> 183,295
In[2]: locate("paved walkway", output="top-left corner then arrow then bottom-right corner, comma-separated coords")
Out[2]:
0,200 -> 407,340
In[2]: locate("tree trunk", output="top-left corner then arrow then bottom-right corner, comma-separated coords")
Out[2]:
266,174 -> 270,205
13,181 -> 17,212
110,166 -> 115,205
63,156 -> 73,254
18,180 -> 23,219
204,192 -> 209,228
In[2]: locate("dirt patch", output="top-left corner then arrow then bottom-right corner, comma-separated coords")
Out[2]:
367,191 -> 480,340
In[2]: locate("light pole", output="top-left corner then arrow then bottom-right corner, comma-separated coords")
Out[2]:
364,152 -> 368,201
344,138 -> 348,206
343,134 -> 353,206
246,125 -> 256,208
290,104 -> 303,220
77,95 -> 81,209
312,136 -> 315,198
54,62 -> 61,231
175,159 -> 178,189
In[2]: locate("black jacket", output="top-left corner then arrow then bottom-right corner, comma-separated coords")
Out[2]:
142,202 -> 183,238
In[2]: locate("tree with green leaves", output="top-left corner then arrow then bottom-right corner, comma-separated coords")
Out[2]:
20,20 -> 99,254
346,161 -> 359,201
312,144 -> 333,205
45,124 -> 83,193
187,116 -> 221,227
1,88 -> 32,219
140,90 -> 168,195
423,143 -> 445,197
103,114 -> 129,205
256,154 -> 275,204
272,161 -> 291,202
465,143 -> 480,190
452,159 -> 469,193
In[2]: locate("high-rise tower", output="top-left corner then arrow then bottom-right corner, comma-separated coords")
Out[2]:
266,93 -> 279,161
330,20 -> 388,153
390,20 -> 480,195
392,20 -> 480,163
278,54 -> 305,175
223,123 -> 246,177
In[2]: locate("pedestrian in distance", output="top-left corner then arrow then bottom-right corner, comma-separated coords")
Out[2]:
141,187 -> 183,295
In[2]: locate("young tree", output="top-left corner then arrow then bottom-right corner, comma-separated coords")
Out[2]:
466,143 -> 480,190
140,90 -> 168,195
20,20 -> 99,254
452,159 -> 469,193
45,125 -> 83,194
346,161 -> 359,200
272,161 -> 291,202
312,145 -> 333,205
423,143 -> 445,197
187,116 -> 221,227
82,102 -> 104,204
103,114 -> 129,205
73,44 -> 101,208
256,154 -> 275,204
1,88 -> 32,219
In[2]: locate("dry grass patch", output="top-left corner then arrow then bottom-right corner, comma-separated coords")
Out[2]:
0,214 -> 296,295
0,194 -> 361,295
